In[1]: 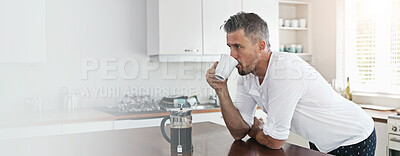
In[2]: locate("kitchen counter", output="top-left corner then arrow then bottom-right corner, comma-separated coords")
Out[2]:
362,108 -> 397,123
133,122 -> 330,156
0,106 -> 222,128
0,105 -> 393,129
0,122 -> 331,156
108,105 -> 395,123
0,109 -> 115,128
111,106 -> 396,123
113,106 -> 221,120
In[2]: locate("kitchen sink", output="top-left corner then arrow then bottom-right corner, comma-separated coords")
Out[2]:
99,104 -> 219,116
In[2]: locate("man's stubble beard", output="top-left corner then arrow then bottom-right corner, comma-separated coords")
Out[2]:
238,60 -> 258,76
237,50 -> 261,76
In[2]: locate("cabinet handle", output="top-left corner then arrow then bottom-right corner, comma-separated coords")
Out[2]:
390,137 -> 400,143
184,49 -> 200,53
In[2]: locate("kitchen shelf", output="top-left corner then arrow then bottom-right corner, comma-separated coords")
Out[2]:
279,1 -> 310,5
279,0 -> 312,64
294,53 -> 311,56
279,52 -> 311,56
280,27 -> 308,31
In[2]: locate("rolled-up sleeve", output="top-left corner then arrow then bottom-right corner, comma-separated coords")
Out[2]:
233,77 -> 258,128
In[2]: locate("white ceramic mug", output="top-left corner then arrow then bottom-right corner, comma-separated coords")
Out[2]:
215,54 -> 239,81
296,44 -> 303,53
279,44 -> 285,52
279,19 -> 284,27
284,19 -> 291,27
286,44 -> 297,53
299,19 -> 307,28
291,19 -> 299,28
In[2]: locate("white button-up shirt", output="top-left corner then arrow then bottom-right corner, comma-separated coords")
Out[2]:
233,52 -> 374,153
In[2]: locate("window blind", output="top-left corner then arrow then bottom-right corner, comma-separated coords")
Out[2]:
391,0 -> 400,89
354,1 -> 376,86
338,0 -> 400,94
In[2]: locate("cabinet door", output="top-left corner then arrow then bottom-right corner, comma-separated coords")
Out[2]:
375,122 -> 387,156
193,112 -> 225,126
114,118 -> 162,130
243,0 -> 279,52
0,0 -> 46,63
203,0 -> 242,55
0,125 -> 62,139
61,121 -> 113,134
159,0 -> 202,55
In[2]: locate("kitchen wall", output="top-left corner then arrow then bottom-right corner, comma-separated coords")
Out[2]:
0,0 -> 238,112
310,0 -> 336,82
6,0 -> 388,113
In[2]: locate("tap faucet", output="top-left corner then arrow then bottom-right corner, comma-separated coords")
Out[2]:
209,95 -> 220,106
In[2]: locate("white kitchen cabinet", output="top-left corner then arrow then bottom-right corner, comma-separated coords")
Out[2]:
193,112 -> 225,126
375,121 -> 387,156
61,121 -> 113,134
0,0 -> 46,63
147,0 -> 203,57
0,125 -> 62,140
0,121 -> 113,137
147,0 -> 282,62
147,0 -> 239,62
113,118 -> 162,130
202,0 -> 242,55
243,0 -> 280,53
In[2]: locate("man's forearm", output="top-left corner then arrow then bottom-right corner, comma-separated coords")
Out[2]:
217,88 -> 249,140
249,126 -> 285,149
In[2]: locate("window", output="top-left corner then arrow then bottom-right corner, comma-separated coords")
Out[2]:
391,0 -> 400,89
337,0 -> 400,94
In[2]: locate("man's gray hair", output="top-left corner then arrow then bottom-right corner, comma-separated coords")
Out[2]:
223,12 -> 270,49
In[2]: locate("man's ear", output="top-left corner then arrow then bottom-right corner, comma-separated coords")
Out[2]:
258,40 -> 266,51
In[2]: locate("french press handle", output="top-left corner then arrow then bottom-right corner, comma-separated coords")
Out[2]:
160,116 -> 171,143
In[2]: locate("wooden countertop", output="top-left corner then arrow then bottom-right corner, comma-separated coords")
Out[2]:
0,122 -> 330,156
362,108 -> 397,123
143,122 -> 330,156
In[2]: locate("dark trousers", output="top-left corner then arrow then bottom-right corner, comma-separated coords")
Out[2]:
309,128 -> 376,156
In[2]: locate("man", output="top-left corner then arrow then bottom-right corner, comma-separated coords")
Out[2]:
206,12 -> 376,156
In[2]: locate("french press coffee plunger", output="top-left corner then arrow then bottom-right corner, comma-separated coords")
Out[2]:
160,106 -> 193,154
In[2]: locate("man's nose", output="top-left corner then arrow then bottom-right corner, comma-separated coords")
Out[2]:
230,51 -> 238,60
